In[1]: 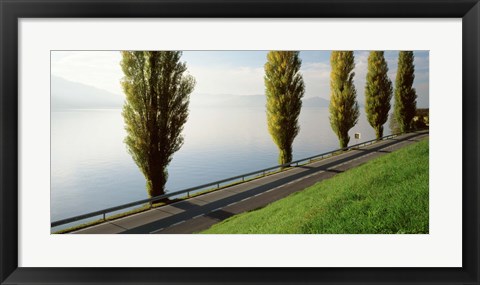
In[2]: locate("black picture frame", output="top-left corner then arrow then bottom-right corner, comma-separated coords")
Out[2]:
1,0 -> 478,284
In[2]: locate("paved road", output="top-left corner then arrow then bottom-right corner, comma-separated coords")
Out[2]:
73,130 -> 429,234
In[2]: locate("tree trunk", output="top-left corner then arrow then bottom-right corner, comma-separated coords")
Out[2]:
279,145 -> 293,168
147,167 -> 169,204
339,132 -> 349,149
375,126 -> 383,140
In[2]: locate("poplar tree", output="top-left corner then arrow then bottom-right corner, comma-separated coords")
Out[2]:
329,51 -> 359,148
365,51 -> 393,139
394,51 -> 417,132
264,51 -> 305,166
121,51 -> 195,199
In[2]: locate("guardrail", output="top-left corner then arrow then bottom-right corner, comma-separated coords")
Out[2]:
51,131 -> 416,228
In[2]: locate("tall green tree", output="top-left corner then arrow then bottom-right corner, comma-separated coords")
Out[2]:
121,51 -> 195,199
365,51 -> 393,139
264,51 -> 305,166
329,51 -> 359,148
394,51 -> 417,132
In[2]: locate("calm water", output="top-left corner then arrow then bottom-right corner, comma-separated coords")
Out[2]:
51,106 -> 391,225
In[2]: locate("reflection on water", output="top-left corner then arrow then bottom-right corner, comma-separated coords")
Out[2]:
51,106 -> 390,222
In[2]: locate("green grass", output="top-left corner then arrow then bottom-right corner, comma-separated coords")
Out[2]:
201,138 -> 429,234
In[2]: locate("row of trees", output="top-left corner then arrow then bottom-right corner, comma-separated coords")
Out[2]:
265,50 -> 418,166
120,50 -> 418,198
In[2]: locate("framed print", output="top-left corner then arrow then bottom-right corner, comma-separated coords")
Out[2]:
1,0 -> 479,284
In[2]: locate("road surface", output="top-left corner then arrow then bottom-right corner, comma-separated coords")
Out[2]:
73,130 -> 428,234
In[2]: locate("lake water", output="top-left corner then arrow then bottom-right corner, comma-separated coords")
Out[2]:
51,106 -> 391,226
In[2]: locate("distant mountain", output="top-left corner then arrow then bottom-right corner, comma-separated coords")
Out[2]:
190,94 -> 330,108
190,94 -> 266,108
51,76 -> 124,110
302,96 -> 330,107
51,78 -> 331,110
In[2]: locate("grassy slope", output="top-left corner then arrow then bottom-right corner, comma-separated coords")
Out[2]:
202,138 -> 429,234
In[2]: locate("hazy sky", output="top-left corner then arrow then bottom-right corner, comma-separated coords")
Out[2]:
51,50 -> 429,107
